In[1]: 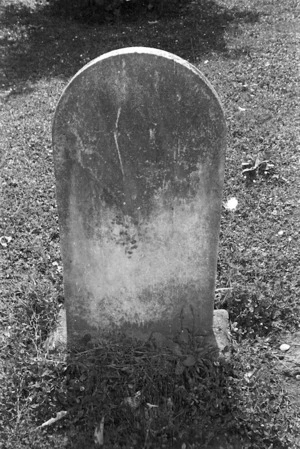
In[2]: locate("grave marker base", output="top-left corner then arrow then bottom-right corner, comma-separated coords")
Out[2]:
46,308 -> 231,361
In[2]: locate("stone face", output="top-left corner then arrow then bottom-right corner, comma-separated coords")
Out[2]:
52,47 -> 226,345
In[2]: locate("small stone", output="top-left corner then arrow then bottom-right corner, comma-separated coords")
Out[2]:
224,197 -> 238,211
280,344 -> 290,352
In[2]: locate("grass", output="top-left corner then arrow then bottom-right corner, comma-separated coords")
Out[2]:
0,0 -> 300,447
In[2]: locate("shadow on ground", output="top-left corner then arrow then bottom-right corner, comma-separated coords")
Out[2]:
0,0 -> 259,92
44,335 -> 247,449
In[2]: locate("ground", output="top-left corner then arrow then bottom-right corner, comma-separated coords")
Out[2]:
0,0 -> 299,448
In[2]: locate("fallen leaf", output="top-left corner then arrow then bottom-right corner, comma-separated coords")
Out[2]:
146,403 -> 159,409
0,236 -> 12,247
244,370 -> 255,383
123,391 -> 142,409
183,355 -> 196,367
94,416 -> 105,447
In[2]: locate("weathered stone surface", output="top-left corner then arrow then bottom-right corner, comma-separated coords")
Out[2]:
52,47 -> 226,345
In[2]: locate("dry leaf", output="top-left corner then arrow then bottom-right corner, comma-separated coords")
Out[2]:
146,403 -> 158,409
94,416 -> 105,447
123,391 -> 142,409
0,236 -> 12,247
182,355 -> 196,367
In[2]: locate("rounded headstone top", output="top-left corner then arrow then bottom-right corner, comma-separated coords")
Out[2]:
53,46 -> 226,219
58,47 -> 224,113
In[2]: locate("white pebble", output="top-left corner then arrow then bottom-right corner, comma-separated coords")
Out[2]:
280,344 -> 290,352
224,197 -> 238,211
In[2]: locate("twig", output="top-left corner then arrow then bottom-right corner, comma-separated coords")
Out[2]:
37,411 -> 67,429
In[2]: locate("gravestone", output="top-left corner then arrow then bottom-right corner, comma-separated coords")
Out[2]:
52,47 -> 227,350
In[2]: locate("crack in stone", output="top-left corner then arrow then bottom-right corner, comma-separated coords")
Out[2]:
113,107 -> 125,178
